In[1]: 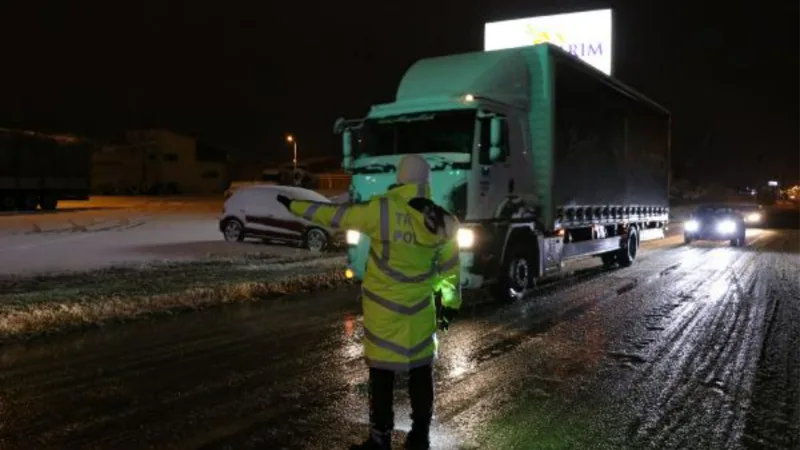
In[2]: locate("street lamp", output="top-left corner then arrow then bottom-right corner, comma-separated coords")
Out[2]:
286,135 -> 298,171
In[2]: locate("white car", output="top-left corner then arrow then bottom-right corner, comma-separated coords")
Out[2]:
219,185 -> 341,252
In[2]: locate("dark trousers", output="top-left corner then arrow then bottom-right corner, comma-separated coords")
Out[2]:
369,364 -> 434,434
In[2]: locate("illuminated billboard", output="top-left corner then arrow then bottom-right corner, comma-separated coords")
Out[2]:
484,9 -> 613,75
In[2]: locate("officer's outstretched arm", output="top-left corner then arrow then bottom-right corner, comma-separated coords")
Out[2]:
436,240 -> 462,310
289,199 -> 379,236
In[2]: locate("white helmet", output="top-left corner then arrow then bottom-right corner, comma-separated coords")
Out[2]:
396,154 -> 430,185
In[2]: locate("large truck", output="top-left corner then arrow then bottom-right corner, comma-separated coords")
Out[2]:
0,128 -> 91,211
336,44 -> 671,301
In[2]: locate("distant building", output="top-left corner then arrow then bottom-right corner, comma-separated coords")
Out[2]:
92,129 -> 228,195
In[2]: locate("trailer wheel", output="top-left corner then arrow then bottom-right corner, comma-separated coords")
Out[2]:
39,196 -> 58,211
617,228 -> 639,268
0,194 -> 15,211
494,236 -> 537,302
17,194 -> 38,211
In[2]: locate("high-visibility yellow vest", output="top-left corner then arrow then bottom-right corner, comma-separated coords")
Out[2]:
290,183 -> 461,371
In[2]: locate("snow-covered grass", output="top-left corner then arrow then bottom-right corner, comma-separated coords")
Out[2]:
0,253 -> 350,341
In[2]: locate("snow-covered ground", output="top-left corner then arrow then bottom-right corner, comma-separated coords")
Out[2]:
0,196 -> 312,275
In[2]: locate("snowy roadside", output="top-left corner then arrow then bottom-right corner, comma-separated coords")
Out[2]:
0,252 -> 350,341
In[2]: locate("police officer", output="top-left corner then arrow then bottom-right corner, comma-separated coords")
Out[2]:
277,154 -> 461,450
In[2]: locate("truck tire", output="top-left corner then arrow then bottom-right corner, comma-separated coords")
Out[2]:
17,194 -> 38,211
0,194 -> 15,211
600,252 -> 617,269
39,195 -> 58,211
494,234 -> 537,302
617,228 -> 639,268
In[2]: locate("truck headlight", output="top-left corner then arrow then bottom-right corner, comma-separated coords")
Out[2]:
685,220 -> 700,232
716,220 -> 736,234
346,230 -> 361,245
745,212 -> 762,223
457,228 -> 475,249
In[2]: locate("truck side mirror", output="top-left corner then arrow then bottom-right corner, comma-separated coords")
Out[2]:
342,129 -> 353,171
489,117 -> 504,163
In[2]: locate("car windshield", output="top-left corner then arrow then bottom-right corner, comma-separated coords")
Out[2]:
696,206 -> 735,215
357,110 -> 475,158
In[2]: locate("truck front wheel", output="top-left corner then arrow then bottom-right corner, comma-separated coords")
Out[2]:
494,240 -> 536,302
617,228 -> 639,268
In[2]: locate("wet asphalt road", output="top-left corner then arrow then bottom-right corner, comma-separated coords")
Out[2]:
0,228 -> 798,449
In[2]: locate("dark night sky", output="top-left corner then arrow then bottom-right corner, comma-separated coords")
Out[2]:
0,0 -> 797,184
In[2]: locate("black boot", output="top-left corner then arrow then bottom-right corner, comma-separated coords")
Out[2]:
404,426 -> 430,450
406,364 -> 434,450
353,368 -> 395,450
350,429 -> 391,450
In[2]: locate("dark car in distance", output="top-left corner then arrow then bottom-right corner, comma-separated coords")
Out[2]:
684,205 -> 747,247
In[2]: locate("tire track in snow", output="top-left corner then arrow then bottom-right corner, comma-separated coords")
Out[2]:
609,233 -> 792,449
741,232 -> 800,450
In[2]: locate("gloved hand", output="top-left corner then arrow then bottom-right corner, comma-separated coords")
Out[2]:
277,194 -> 292,210
438,307 -> 458,331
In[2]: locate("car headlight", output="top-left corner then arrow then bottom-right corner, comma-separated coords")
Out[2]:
457,228 -> 475,249
346,230 -> 361,245
716,220 -> 736,234
745,212 -> 762,223
685,220 -> 700,232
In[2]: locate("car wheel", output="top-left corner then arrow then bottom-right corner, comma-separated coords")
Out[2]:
617,228 -> 639,267
731,234 -> 745,247
305,228 -> 328,252
222,218 -> 245,242
684,234 -> 693,244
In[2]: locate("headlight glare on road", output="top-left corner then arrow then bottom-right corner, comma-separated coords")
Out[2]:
346,230 -> 360,245
745,212 -> 762,223
716,220 -> 736,234
457,228 -> 475,249
685,220 -> 700,232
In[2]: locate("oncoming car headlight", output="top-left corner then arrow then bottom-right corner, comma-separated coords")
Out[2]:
457,228 -> 475,249
745,212 -> 762,223
346,230 -> 361,245
716,220 -> 737,234
684,220 -> 700,232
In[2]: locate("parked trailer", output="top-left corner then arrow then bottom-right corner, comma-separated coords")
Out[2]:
0,128 -> 91,211
337,44 -> 670,301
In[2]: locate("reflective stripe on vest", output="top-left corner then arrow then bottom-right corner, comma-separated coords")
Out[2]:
369,197 -> 436,283
437,253 -> 459,272
330,204 -> 350,227
362,287 -> 431,316
364,327 -> 434,358
302,203 -> 322,220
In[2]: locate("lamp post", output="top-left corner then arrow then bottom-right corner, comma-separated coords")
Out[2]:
286,135 -> 298,171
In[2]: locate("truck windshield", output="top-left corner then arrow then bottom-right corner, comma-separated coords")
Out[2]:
358,110 -> 475,157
